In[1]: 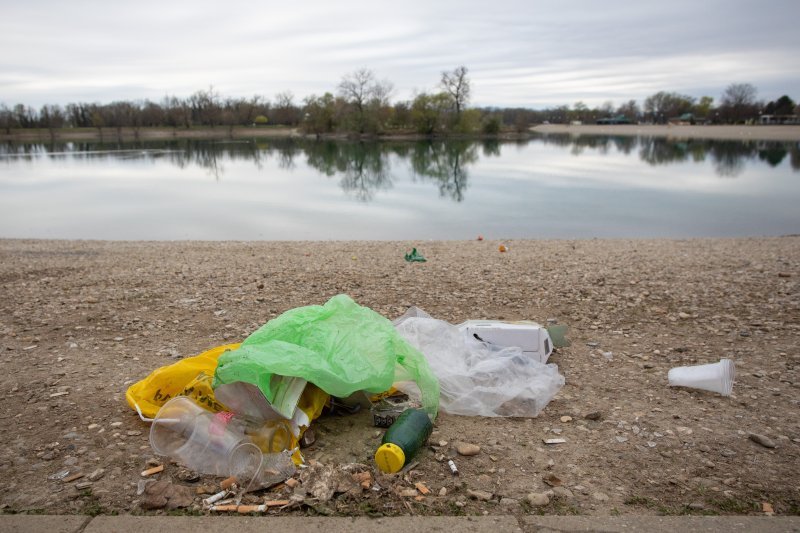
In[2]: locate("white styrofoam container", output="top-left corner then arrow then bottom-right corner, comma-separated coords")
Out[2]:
458,320 -> 553,364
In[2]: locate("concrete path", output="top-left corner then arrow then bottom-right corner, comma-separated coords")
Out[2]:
2,514 -> 799,533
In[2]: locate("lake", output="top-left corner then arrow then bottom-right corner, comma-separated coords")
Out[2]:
1,135 -> 798,240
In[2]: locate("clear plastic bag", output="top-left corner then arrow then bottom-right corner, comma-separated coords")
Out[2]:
394,316 -> 564,417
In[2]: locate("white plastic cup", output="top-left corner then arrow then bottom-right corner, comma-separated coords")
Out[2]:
668,358 -> 735,396
149,396 -> 258,477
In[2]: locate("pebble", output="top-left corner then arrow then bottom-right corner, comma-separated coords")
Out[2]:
525,492 -> 550,506
615,436 -> 628,443
592,491 -> 610,502
457,443 -> 481,456
74,481 -> 92,490
176,469 -> 200,483
126,430 -> 142,437
110,422 -> 123,428
552,486 -> 574,499
467,489 -> 492,501
748,433 -> 777,448
543,474 -> 563,487
439,487 -> 447,497
499,497 -> 518,506
688,502 -> 705,510
63,457 -> 78,466
560,416 -> 573,423
88,468 -> 105,481
585,411 -> 602,421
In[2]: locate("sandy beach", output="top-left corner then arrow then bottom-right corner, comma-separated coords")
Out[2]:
1,237 -> 798,517
532,124 -> 800,141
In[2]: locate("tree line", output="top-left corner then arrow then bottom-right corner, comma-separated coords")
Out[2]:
1,67 -> 798,136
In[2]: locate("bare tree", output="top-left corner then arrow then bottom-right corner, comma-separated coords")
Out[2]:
720,83 -> 758,123
272,91 -> 300,125
338,69 -> 375,115
440,66 -> 470,116
338,68 -> 392,133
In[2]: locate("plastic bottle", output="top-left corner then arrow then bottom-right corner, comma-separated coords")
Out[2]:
374,408 -> 433,473
149,397 -> 292,478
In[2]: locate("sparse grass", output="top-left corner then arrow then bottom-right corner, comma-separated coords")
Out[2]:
624,495 -> 653,507
446,501 -> 466,516
707,497 -> 759,514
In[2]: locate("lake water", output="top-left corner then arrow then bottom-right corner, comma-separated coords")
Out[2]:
1,135 -> 798,240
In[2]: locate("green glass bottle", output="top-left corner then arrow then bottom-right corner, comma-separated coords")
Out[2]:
374,408 -> 433,473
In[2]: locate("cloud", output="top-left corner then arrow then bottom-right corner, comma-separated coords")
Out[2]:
1,0 -> 798,107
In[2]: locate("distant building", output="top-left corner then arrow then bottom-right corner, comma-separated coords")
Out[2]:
668,113 -> 696,125
759,114 -> 800,125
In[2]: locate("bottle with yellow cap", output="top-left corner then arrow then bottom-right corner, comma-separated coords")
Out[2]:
374,408 -> 433,474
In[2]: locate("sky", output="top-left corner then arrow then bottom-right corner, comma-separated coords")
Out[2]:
1,0 -> 799,110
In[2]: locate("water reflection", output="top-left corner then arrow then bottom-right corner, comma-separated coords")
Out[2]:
1,135 -> 798,202
303,141 -> 392,201
533,133 -> 799,177
410,140 -> 478,202
2,135 -> 799,240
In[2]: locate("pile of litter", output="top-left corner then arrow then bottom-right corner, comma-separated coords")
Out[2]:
126,294 -> 569,512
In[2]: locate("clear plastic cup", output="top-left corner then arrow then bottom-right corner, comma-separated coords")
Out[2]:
150,396 -> 257,477
667,358 -> 735,396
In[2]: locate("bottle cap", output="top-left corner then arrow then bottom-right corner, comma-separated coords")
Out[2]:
374,443 -> 405,473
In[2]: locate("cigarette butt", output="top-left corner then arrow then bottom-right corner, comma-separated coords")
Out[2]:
63,473 -> 84,483
415,482 -> 430,495
264,500 -> 290,507
237,505 -> 265,513
141,465 -> 164,476
209,504 -> 239,512
447,460 -> 459,475
202,489 -> 230,507
220,476 -> 238,490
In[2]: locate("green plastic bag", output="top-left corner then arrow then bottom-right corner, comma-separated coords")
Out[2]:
213,295 -> 440,418
404,248 -> 427,262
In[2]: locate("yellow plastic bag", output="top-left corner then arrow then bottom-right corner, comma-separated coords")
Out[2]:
126,343 -> 330,465
125,343 -> 240,419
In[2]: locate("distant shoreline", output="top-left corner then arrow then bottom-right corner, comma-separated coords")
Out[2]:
1,124 -> 799,143
532,123 -> 800,141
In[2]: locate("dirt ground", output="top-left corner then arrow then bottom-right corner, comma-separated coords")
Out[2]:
0,237 -> 798,517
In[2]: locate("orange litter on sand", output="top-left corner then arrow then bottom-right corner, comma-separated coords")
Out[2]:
498,244 -> 508,252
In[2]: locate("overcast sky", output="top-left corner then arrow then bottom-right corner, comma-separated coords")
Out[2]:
2,0 -> 798,109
